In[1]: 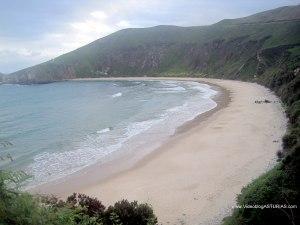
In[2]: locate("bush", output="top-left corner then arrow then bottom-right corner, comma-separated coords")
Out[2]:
223,166 -> 299,225
287,100 -> 300,125
282,133 -> 298,149
0,171 -> 158,225
104,200 -> 157,225
66,193 -> 106,217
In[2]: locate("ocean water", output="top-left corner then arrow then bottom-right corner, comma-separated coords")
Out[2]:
0,80 -> 217,187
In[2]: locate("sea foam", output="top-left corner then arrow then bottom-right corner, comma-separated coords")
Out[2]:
96,127 -> 111,134
112,92 -> 122,98
22,80 -> 217,188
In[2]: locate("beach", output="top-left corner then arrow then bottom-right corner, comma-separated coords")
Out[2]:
32,78 -> 287,225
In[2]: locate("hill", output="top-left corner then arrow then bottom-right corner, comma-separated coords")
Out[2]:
1,4 -> 300,225
2,5 -> 300,84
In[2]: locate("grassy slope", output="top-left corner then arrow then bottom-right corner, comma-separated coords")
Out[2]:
2,4 -> 300,225
5,5 -> 300,83
52,20 -> 300,76
221,10 -> 300,223
223,38 -> 300,225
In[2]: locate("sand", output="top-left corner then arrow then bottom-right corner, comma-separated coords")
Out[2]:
32,78 -> 287,225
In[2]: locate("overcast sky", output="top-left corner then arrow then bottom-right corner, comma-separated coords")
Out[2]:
0,0 -> 298,73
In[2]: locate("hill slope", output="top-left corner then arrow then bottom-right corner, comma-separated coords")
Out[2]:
2,5 -> 300,84
1,4 -> 300,225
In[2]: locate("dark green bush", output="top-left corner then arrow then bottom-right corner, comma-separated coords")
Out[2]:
0,171 -> 158,225
66,193 -> 106,217
288,100 -> 300,126
223,165 -> 299,225
282,133 -> 298,149
104,200 -> 157,225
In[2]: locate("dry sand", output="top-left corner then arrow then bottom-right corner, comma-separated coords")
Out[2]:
33,78 -> 287,225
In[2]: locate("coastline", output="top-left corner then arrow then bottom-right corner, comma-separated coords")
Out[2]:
30,78 -> 226,194
31,78 -> 287,225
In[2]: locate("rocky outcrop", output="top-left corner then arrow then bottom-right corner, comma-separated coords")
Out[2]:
3,62 -> 76,84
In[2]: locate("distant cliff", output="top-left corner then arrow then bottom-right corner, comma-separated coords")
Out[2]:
0,73 -> 4,83
3,5 -> 300,84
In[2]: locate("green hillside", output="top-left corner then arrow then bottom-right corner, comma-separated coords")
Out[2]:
3,5 -> 300,84
1,4 -> 300,225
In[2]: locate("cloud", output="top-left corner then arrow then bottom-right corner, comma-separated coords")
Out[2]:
0,0 -> 299,73
70,14 -> 114,42
90,11 -> 108,19
0,2 -> 141,73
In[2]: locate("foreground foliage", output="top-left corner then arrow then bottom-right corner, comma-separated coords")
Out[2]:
0,172 -> 157,225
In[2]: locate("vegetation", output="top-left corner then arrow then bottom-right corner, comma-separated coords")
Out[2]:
0,172 -> 157,225
3,5 -> 300,84
0,4 -> 299,225
0,141 -> 157,225
223,41 -> 300,225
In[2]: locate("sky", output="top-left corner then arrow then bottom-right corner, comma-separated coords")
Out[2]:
0,0 -> 299,73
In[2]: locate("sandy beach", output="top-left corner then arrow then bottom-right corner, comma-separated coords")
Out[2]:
32,78 -> 287,225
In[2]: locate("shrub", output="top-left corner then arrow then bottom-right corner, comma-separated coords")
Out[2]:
0,171 -> 157,225
223,166 -> 299,225
276,150 -> 284,160
288,100 -> 300,125
104,200 -> 157,225
67,193 -> 106,217
282,133 -> 298,149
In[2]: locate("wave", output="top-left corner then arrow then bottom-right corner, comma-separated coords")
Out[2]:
187,81 -> 217,98
27,140 -> 123,187
25,80 -> 218,188
27,117 -> 163,187
124,118 -> 163,138
112,92 -> 122,98
1,83 -> 22,87
156,86 -> 186,93
155,81 -> 186,93
96,127 -> 112,134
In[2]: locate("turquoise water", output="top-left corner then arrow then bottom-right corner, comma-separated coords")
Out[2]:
0,80 -> 217,187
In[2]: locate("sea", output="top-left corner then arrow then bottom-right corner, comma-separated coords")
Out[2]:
0,80 -> 217,187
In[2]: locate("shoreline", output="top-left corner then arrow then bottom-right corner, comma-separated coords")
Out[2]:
30,78 -> 227,195
31,77 -> 286,225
